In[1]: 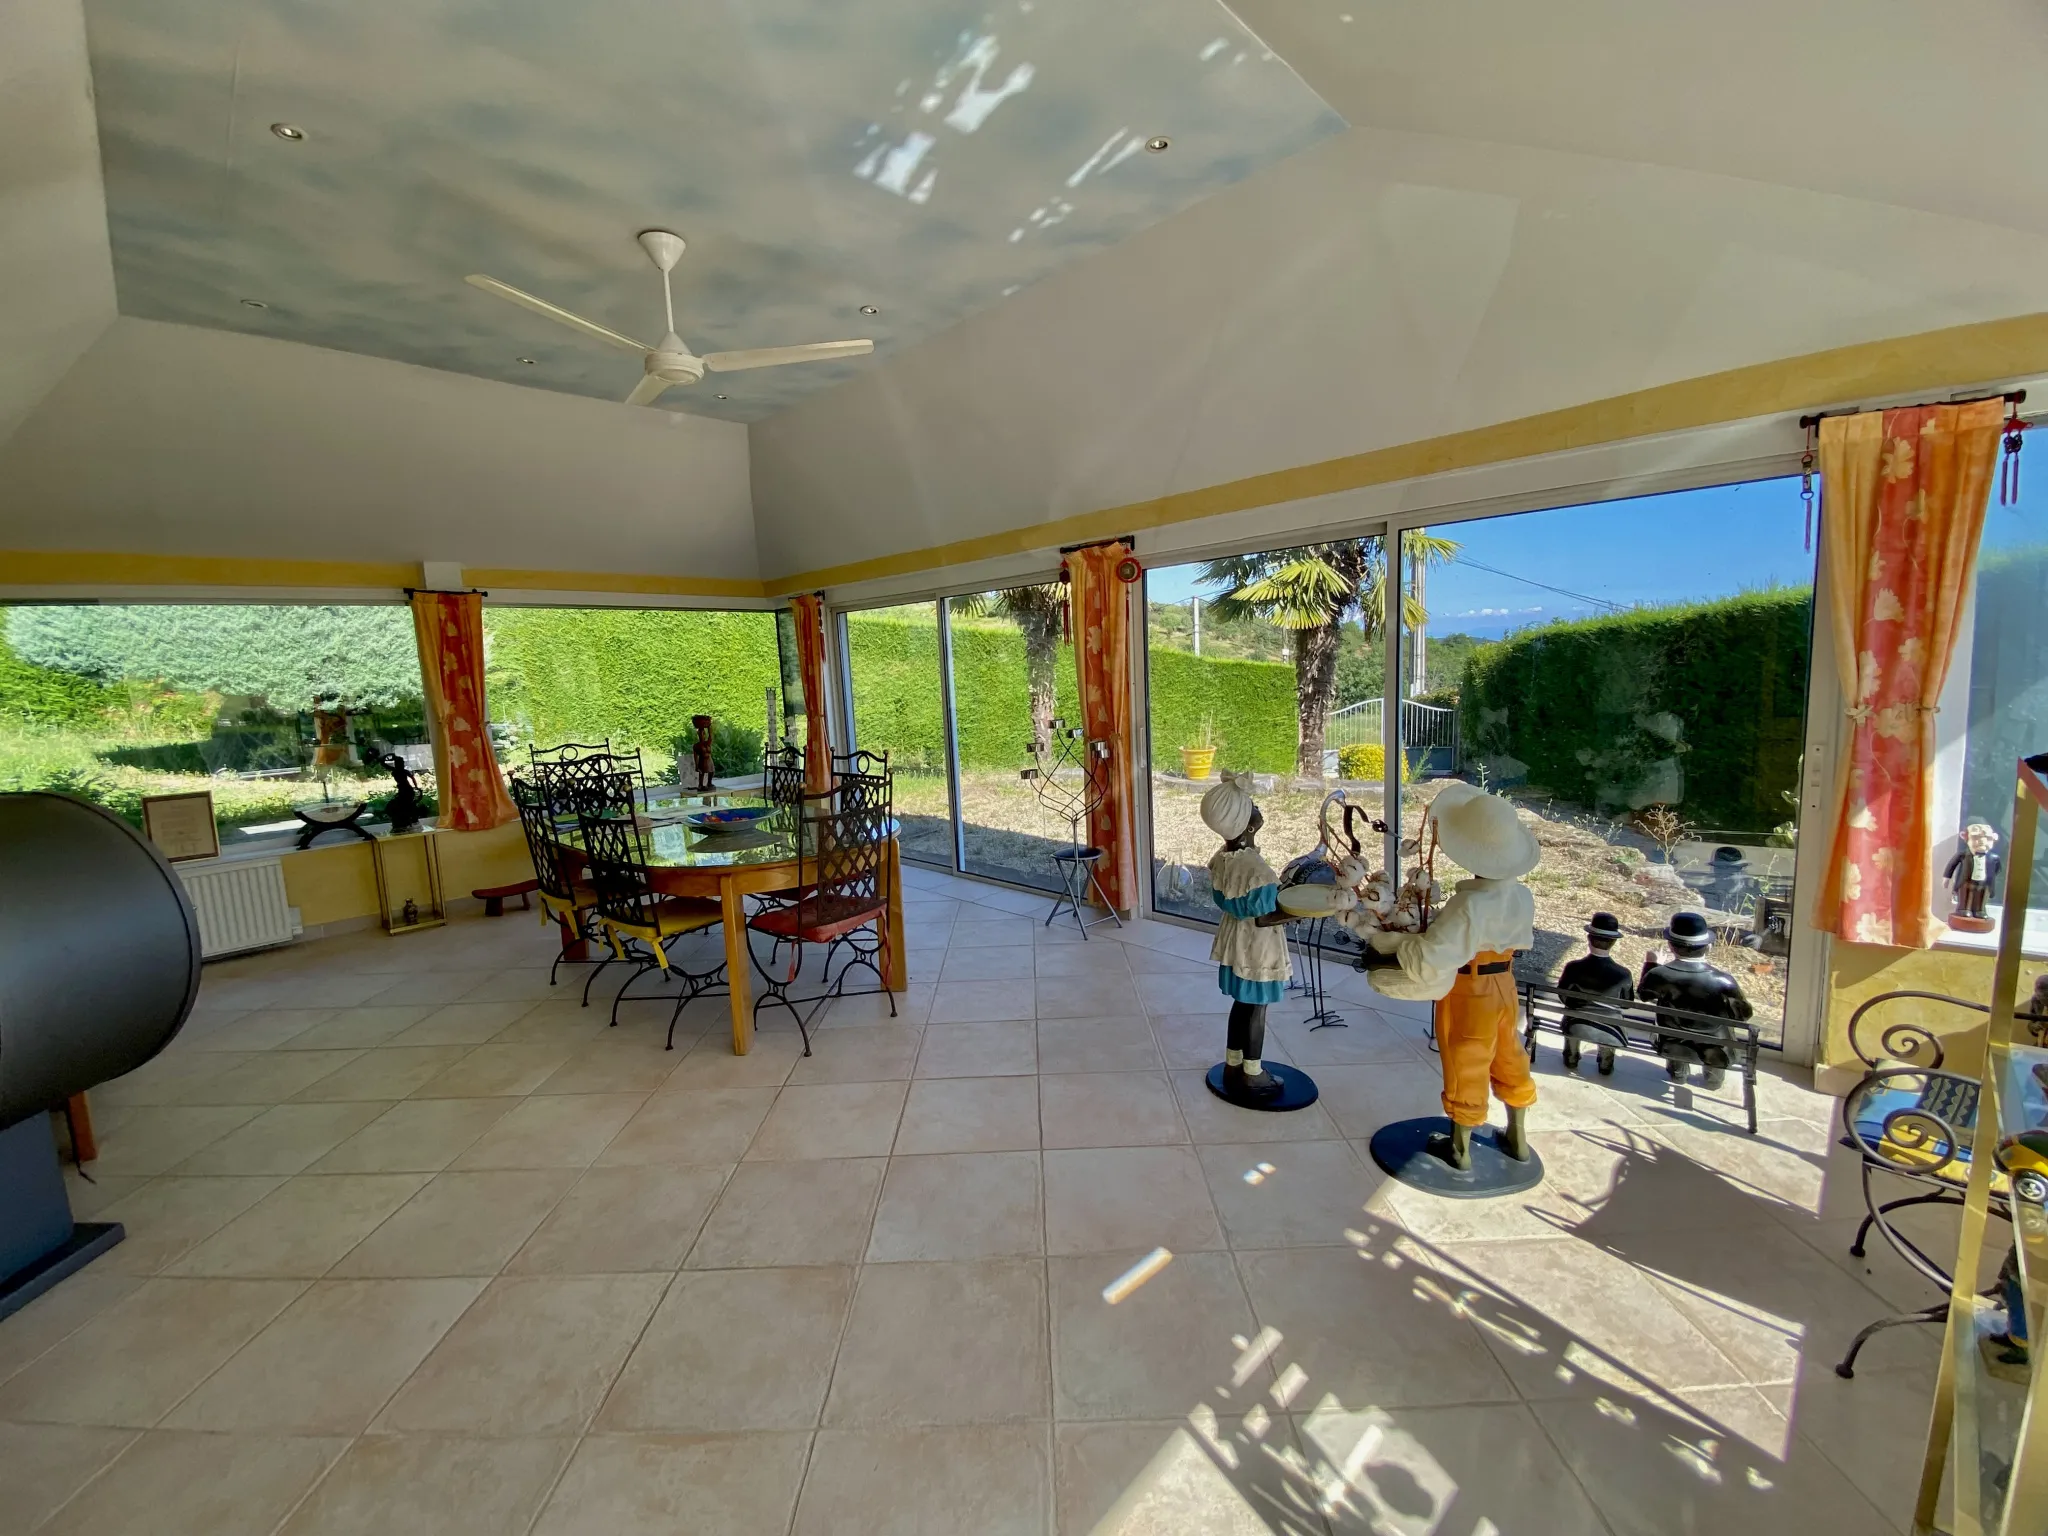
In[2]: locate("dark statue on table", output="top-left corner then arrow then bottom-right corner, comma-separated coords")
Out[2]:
375,751 -> 426,836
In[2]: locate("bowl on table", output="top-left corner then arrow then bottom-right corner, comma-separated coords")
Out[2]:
685,805 -> 778,832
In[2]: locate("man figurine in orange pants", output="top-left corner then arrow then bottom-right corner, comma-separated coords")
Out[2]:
1360,784 -> 1541,1170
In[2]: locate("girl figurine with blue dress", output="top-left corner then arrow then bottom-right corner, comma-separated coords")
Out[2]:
1202,771 -> 1303,1106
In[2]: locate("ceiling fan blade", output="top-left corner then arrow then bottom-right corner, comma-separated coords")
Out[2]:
702,339 -> 873,373
464,274 -> 650,354
624,373 -> 673,407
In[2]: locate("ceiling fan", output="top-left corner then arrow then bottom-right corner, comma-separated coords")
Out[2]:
465,230 -> 873,406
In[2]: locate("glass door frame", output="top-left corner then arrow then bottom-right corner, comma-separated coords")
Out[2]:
1129,455 -> 1834,1066
832,566 -> 1067,880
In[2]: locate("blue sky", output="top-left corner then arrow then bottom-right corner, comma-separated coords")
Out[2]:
1148,469 -> 2048,638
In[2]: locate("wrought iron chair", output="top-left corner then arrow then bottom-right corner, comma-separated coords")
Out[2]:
575,808 -> 726,1048
510,777 -> 614,1004
832,748 -> 889,778
1832,988 -> 2010,1378
765,742 -> 808,811
743,770 -> 895,1054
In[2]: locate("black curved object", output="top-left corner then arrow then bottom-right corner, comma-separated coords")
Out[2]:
0,792 -> 202,1319
0,792 -> 201,1131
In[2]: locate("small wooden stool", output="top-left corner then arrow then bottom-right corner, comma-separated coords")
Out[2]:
473,879 -> 538,917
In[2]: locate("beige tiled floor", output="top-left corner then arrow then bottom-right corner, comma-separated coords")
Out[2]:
2,866 -> 1937,1534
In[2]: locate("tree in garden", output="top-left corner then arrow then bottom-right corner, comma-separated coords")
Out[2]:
1202,535 -> 1456,777
955,585 -> 1065,752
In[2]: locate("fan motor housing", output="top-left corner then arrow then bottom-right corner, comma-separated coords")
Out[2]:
650,351 -> 705,387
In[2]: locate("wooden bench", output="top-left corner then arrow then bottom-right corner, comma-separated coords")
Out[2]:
472,879 -> 539,916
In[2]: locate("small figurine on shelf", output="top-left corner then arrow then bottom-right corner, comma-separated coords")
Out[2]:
400,897 -> 420,928
1638,911 -> 1753,1090
1944,821 -> 2002,934
1202,771 -> 1345,1107
375,751 -> 426,836
1556,912 -> 1634,1076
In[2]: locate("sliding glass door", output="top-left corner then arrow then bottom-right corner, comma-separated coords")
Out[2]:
840,601 -> 955,867
1398,479 -> 1816,1045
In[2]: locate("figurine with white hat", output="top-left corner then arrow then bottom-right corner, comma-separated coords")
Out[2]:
1199,770 -> 1342,1109
1361,783 -> 1541,1172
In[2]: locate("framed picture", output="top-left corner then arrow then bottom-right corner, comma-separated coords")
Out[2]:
142,790 -> 220,862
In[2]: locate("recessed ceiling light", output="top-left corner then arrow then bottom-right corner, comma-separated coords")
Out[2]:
239,298 -> 267,309
516,356 -> 536,365
1145,135 -> 1170,153
715,393 -> 728,399
859,304 -> 879,315
269,122 -> 304,141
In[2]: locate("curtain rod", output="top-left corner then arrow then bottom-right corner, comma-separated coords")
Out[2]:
1059,534 -> 1134,555
403,586 -> 489,597
1798,388 -> 2025,432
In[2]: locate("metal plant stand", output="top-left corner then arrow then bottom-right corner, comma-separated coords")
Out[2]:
1022,722 -> 1123,939
1287,916 -> 1345,1030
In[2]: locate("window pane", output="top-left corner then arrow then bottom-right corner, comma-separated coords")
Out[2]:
1402,479 -> 1815,1046
1963,476 -> 2048,924
843,601 -> 955,867
0,602 -> 426,844
947,586 -> 1077,893
1145,537 -> 1392,924
484,606 -> 780,780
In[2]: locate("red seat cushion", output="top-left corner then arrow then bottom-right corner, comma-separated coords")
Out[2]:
749,898 -> 885,945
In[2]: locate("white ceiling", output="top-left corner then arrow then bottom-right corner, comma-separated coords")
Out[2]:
5,0 -> 2046,589
81,0 -> 1339,423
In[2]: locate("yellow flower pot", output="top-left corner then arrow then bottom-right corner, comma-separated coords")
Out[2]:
1179,745 -> 1217,781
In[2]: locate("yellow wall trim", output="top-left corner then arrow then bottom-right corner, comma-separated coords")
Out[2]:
0,550 -> 424,590
462,567 -> 768,599
763,309 -> 2048,595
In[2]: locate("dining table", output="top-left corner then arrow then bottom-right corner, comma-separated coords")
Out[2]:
552,790 -> 906,1056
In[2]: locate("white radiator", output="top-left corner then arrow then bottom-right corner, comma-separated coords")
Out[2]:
174,857 -> 298,958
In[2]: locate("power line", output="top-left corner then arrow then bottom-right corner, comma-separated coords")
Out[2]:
1448,555 -> 1626,614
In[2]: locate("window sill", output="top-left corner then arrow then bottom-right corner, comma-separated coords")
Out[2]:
1931,903 -> 2048,963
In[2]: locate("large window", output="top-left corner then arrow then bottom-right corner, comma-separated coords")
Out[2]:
0,602 -> 426,845
1956,467 -> 2048,931
842,601 -> 955,867
1143,535 -> 1393,922
484,605 -> 781,780
1403,479 -> 1815,1044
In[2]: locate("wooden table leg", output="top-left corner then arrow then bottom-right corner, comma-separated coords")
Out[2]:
65,1093 -> 97,1164
884,838 -> 907,991
722,878 -> 754,1055
555,912 -> 591,963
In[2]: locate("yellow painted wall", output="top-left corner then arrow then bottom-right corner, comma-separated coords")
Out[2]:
1822,941 -> 1996,1081
280,820 -> 532,929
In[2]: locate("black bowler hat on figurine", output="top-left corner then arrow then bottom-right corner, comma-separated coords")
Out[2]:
1664,910 -> 1713,949
1585,912 -> 1622,941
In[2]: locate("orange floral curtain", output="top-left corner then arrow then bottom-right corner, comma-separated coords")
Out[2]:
409,591 -> 515,832
1069,544 -> 1136,910
790,593 -> 832,791
1817,400 -> 2001,947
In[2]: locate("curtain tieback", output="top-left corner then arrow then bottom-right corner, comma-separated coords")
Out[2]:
1844,702 -> 1938,724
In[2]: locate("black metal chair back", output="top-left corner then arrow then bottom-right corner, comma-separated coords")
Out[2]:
511,777 -> 576,905
531,742 -> 641,818
766,742 -> 808,811
575,809 -> 663,936
832,748 -> 890,779
788,771 -> 892,934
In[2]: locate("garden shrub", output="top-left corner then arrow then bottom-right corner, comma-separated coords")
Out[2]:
1334,743 -> 1412,783
1459,588 -> 1811,834
0,617 -> 119,726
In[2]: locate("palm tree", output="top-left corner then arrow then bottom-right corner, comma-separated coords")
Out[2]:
1202,534 -> 1457,776
951,584 -> 1065,752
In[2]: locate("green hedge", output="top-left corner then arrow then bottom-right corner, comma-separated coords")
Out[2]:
485,608 -> 782,766
843,612 -> 1299,773
1459,588 -> 1812,834
0,617 -> 119,726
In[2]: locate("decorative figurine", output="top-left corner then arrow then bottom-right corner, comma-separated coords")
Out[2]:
1945,821 -> 2002,934
1360,784 -> 1541,1177
1200,771 -> 1332,1110
690,714 -> 716,791
1556,912 -> 1633,1076
375,750 -> 426,836
1637,911 -> 1752,1089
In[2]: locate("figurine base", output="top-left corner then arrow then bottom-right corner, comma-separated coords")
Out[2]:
1947,914 -> 1996,934
1368,1115 -> 1545,1199
1203,1061 -> 1320,1112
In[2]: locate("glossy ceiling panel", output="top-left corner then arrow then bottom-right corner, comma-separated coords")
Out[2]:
84,0 -> 1341,420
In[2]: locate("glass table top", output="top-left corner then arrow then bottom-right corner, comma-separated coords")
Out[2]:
556,794 -> 800,870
